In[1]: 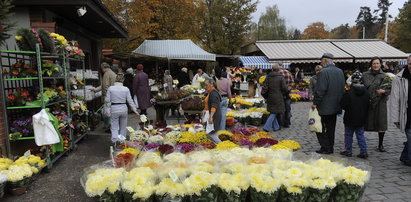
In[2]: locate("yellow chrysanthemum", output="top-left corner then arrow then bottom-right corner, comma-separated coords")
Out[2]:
259,75 -> 266,84
119,148 -> 139,156
278,140 -> 301,150
214,141 -> 239,150
217,130 -> 234,136
15,35 -> 23,41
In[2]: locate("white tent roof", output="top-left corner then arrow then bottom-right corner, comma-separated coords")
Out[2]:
132,39 -> 216,61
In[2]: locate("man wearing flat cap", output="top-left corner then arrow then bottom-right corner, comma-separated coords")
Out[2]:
312,53 -> 345,154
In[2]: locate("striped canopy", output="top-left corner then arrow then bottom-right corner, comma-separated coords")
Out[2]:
239,56 -> 273,69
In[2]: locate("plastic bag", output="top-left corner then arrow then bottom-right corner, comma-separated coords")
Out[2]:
102,103 -> 111,118
308,108 -> 322,133
33,109 -> 60,146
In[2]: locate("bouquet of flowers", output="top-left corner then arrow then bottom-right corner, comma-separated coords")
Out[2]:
249,173 -> 281,201
6,88 -> 33,106
65,41 -> 85,58
122,167 -> 156,202
332,166 -> 370,202
3,60 -> 37,78
370,72 -> 395,109
50,33 -> 68,49
84,167 -> 125,201
218,173 -> 249,202
9,117 -> 34,140
42,61 -> 61,77
71,98 -> 87,114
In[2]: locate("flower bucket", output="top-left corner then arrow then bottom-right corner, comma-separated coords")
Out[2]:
0,181 -> 6,198
8,186 -> 27,196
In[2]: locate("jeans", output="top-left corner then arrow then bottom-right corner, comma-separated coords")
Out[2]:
400,128 -> 411,163
110,111 -> 128,142
316,114 -> 337,152
220,98 -> 228,130
263,114 -> 280,131
344,126 -> 367,153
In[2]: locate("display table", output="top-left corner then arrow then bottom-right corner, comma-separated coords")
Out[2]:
154,96 -> 190,124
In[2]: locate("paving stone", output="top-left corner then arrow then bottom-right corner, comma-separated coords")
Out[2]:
368,194 -> 388,200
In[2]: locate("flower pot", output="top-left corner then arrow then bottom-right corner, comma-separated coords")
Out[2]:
8,186 -> 27,196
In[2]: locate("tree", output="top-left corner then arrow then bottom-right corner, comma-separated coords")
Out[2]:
374,0 -> 392,25
392,2 -> 411,52
199,0 -> 258,54
287,28 -> 301,40
331,24 -> 350,39
376,22 -> 398,45
257,5 -> 287,40
101,0 -> 204,54
301,22 -> 330,39
348,26 -> 360,39
0,0 -> 15,46
355,6 -> 378,38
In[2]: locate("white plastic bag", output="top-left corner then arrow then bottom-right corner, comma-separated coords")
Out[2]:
33,109 -> 60,146
202,111 -> 210,124
133,95 -> 139,109
102,103 -> 111,118
308,108 -> 322,133
206,123 -> 215,134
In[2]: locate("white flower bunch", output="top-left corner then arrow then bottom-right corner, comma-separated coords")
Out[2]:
129,130 -> 149,142
147,135 -> 164,144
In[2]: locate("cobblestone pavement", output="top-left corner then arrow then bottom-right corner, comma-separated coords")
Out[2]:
3,102 -> 411,201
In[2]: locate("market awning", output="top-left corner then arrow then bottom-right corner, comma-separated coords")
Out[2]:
254,39 -> 408,64
132,40 -> 216,61
332,40 -> 409,62
256,40 -> 353,63
239,56 -> 273,69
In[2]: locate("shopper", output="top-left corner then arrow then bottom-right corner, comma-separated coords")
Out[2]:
340,72 -> 370,159
177,67 -> 190,88
203,78 -> 222,144
123,67 -> 135,97
106,74 -> 139,143
363,57 -> 390,152
163,70 -> 173,93
312,53 -> 345,154
216,69 -> 232,130
308,65 -> 322,101
93,62 -> 117,132
278,63 -> 295,128
262,64 -> 288,132
192,68 -> 209,86
391,55 -> 411,166
133,64 -> 150,115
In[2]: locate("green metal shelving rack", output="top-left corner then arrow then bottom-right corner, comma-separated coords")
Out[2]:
0,43 -> 84,169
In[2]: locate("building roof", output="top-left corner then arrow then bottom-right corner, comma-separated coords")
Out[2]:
132,40 -> 216,61
254,39 -> 408,63
14,0 -> 128,38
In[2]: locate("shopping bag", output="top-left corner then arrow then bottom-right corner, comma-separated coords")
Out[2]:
133,95 -> 139,109
202,111 -> 210,124
206,123 -> 215,134
33,109 -> 60,146
102,103 -> 111,118
308,108 -> 322,133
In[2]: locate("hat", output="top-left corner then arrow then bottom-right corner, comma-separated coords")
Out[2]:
126,68 -> 133,74
101,62 -> 111,69
321,53 -> 334,59
351,72 -> 363,84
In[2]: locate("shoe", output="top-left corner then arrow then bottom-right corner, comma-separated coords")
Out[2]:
376,146 -> 386,152
340,151 -> 352,157
315,148 -> 325,153
316,150 -> 333,154
357,152 -> 368,159
263,129 -> 269,132
105,129 -> 111,133
283,125 -> 290,128
403,161 -> 411,166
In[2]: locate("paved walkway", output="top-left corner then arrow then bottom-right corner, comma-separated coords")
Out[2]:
3,102 -> 411,201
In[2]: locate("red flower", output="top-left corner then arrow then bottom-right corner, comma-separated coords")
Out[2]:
21,90 -> 29,97
7,95 -> 15,101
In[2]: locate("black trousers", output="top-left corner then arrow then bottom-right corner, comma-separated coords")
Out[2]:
316,114 -> 337,152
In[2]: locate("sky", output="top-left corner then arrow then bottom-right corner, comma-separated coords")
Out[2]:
252,0 -> 405,31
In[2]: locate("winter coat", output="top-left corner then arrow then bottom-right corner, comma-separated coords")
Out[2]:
207,89 -> 222,131
363,69 -> 390,131
177,72 -> 190,88
123,73 -> 134,97
314,63 -> 345,115
341,85 -> 370,128
390,68 -> 408,132
133,71 -> 151,110
264,72 -> 288,114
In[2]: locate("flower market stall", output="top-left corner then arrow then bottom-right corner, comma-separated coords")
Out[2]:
80,121 -> 371,202
0,29 -> 91,196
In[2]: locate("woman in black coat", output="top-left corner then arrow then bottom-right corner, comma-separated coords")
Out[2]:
262,64 -> 288,132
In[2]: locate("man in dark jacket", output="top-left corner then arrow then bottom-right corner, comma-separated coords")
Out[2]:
340,72 -> 370,159
312,53 -> 345,154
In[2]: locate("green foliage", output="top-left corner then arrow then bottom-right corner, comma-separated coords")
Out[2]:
37,29 -> 54,53
288,29 -> 301,40
355,6 -> 378,38
394,3 -> 411,52
331,24 -> 351,39
257,5 -> 287,40
15,28 -> 38,51
0,0 -> 15,46
200,0 -> 258,55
